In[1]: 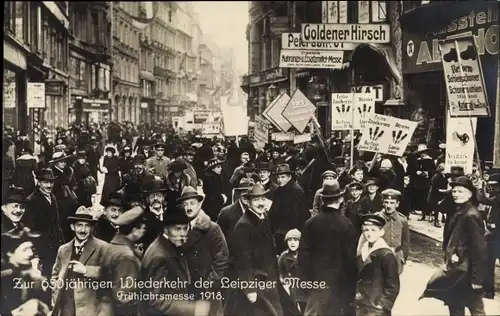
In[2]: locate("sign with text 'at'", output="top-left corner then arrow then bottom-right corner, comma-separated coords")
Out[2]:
331,93 -> 375,130
439,36 -> 489,117
357,114 -> 418,156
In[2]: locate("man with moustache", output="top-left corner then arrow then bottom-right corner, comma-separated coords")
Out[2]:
24,169 -> 65,277
141,178 -> 168,250
139,205 -> 212,316
93,192 -> 125,242
102,206 -> 147,315
51,206 -> 111,316
256,162 -> 278,201
298,180 -> 357,316
269,164 -> 310,254
177,186 -> 229,316
217,178 -> 254,241
224,184 -> 284,316
1,187 -> 28,234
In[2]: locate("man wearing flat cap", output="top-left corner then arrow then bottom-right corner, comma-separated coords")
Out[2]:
269,163 -> 310,254
298,179 -> 357,316
145,143 -> 171,178
356,214 -> 400,315
51,206 -> 111,316
224,183 -> 284,316
101,206 -> 146,315
139,207 -> 212,316
369,189 -> 410,275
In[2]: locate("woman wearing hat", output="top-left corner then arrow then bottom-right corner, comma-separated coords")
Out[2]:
73,151 -> 96,207
100,146 -> 122,206
202,158 -> 227,221
13,145 -> 39,197
118,146 -> 134,176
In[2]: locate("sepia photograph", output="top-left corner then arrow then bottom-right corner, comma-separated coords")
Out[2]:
2,1 -> 499,315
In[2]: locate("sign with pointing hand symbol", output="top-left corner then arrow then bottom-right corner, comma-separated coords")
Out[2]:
331,93 -> 375,130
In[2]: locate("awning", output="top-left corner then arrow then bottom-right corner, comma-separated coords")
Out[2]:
347,43 -> 402,86
140,70 -> 155,81
400,1 -> 497,33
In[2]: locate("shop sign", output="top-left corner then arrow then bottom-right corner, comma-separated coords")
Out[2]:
248,67 -> 289,87
27,83 -> 46,109
301,23 -> 391,44
357,114 -> 418,156
402,7 -> 499,74
350,84 -> 385,102
82,99 -> 109,112
3,80 -> 16,109
141,102 -> 148,109
281,33 -> 356,51
279,49 -> 343,69
439,36 -> 489,117
45,82 -> 63,96
253,115 -> 269,151
194,109 -> 211,123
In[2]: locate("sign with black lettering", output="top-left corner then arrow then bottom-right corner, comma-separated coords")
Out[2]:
279,49 -> 343,69
301,23 -> 391,44
350,85 -> 385,102
439,36 -> 489,117
281,33 -> 356,51
402,7 -> 498,74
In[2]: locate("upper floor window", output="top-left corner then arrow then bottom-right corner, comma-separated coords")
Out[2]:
5,2 -> 29,43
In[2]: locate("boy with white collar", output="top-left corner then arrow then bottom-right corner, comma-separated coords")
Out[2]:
356,214 -> 400,316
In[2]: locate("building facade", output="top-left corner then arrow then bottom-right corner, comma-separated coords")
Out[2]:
4,2 -> 70,135
112,2 -> 141,124
68,2 -> 112,126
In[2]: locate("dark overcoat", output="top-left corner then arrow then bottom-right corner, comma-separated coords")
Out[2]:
93,215 -> 119,243
298,206 -> 358,316
101,234 -> 141,316
224,210 -> 284,316
422,201 -> 487,305
202,171 -> 225,221
217,200 -> 245,242
268,180 -> 310,254
139,235 -> 218,316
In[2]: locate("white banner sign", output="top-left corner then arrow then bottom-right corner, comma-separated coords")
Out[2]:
301,23 -> 391,43
27,82 -> 46,108
439,36 -> 489,117
357,114 -> 418,156
3,81 -> 16,109
293,133 -> 312,144
253,116 -> 269,151
331,93 -> 375,130
264,93 -> 292,133
222,107 -> 248,136
272,132 -> 295,142
279,49 -> 343,69
350,84 -> 384,102
445,115 -> 477,174
281,33 -> 356,51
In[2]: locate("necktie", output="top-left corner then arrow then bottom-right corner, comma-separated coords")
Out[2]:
75,245 -> 83,256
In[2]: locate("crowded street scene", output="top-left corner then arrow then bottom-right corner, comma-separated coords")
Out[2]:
2,1 -> 500,316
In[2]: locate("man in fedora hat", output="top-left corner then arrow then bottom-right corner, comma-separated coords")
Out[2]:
217,177 -> 254,241
256,162 -> 278,201
145,142 -> 171,178
224,183 -> 284,316
176,186 -> 229,315
126,154 -> 156,191
165,160 -> 194,212
141,178 -> 168,251
24,169 -> 65,276
269,164 -> 310,254
93,191 -> 126,242
2,187 -> 28,233
422,176 -> 487,315
298,179 -> 357,316
51,206 -> 112,316
101,206 -> 147,315
139,206 -> 212,316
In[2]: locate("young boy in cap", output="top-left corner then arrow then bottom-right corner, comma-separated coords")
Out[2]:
359,178 -> 383,215
344,182 -> 365,236
278,228 -> 304,313
356,214 -> 400,316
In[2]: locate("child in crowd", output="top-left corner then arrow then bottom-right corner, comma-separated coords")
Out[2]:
278,229 -> 305,314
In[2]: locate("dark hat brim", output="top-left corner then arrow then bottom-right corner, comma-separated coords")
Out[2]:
3,197 -> 26,205
318,189 -> 345,198
67,215 -> 97,223
144,188 -> 168,194
49,154 -> 72,164
243,189 -> 269,198
204,161 -> 224,171
176,194 -> 204,204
